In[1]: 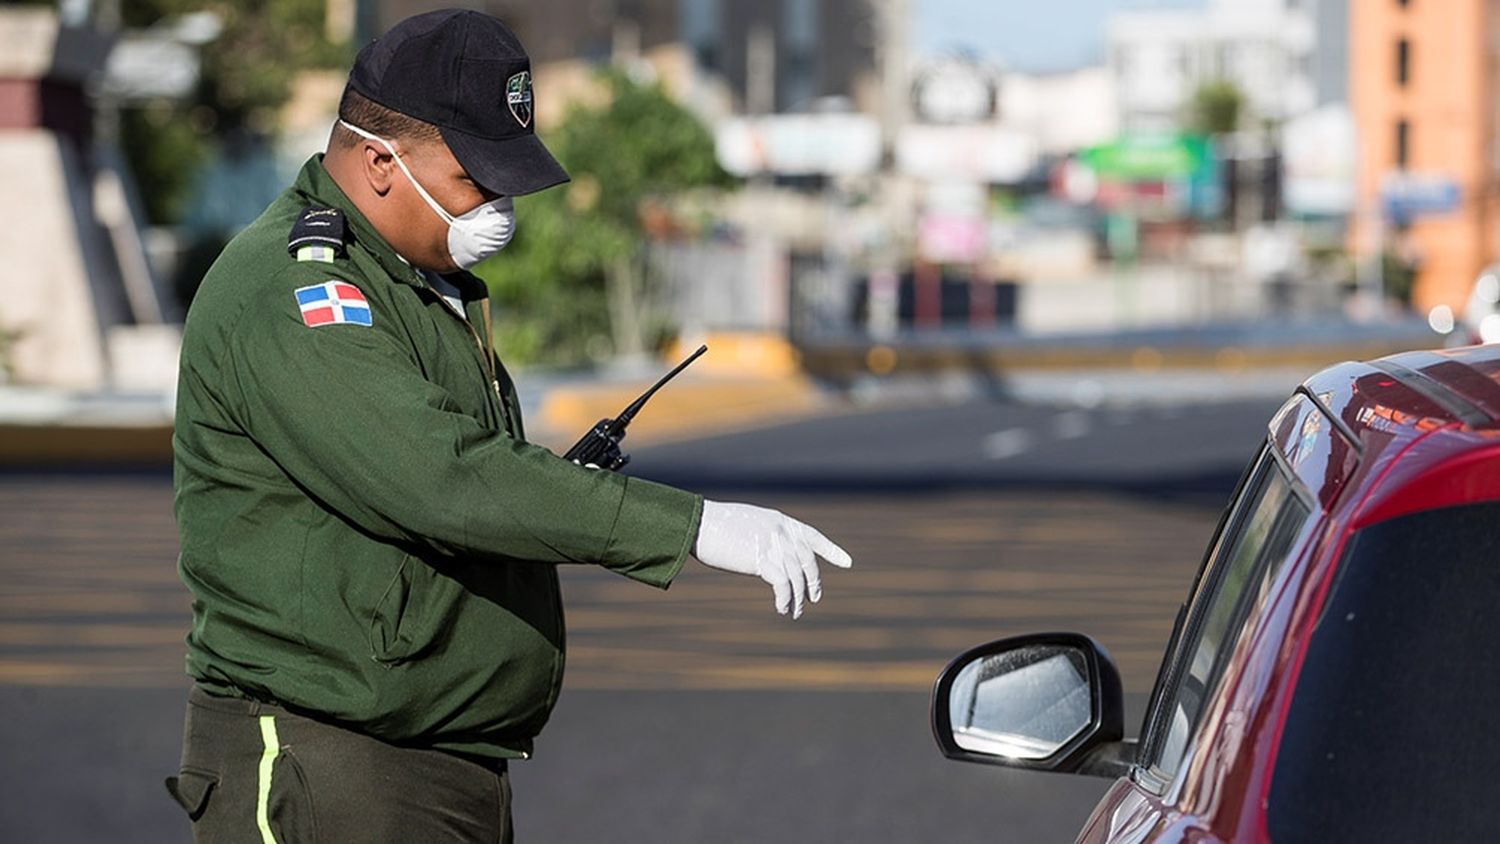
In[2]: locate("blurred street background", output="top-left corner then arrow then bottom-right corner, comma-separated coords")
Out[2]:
1,0 -> 1495,840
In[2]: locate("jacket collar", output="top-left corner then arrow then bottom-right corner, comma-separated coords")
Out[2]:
292,155 -> 427,289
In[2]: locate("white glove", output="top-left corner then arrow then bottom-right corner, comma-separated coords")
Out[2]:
692,500 -> 853,619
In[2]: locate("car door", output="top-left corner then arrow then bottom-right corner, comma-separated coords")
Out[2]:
1077,445 -> 1315,843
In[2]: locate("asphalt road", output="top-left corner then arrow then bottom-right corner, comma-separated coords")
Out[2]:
0,392 -> 1283,842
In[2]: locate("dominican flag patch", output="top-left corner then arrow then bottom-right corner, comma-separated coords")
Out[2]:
294,281 -> 372,328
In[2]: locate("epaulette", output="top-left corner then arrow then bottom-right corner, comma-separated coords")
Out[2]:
288,206 -> 347,263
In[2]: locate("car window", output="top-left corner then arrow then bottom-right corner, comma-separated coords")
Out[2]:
1266,500 -> 1500,842
1140,451 -> 1312,783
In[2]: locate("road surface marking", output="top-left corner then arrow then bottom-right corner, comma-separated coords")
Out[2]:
1054,411 -> 1091,440
983,428 -> 1032,460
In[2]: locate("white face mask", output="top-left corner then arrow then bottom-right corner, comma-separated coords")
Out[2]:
340,120 -> 516,270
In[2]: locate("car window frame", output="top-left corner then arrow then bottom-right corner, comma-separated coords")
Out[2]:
1132,443 -> 1315,795
1129,446 -> 1260,780
1130,446 -> 1269,793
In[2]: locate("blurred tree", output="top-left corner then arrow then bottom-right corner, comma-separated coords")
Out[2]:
1187,80 -> 1246,228
472,70 -> 731,366
120,104 -> 210,225
1186,80 -> 1244,136
1381,249 -> 1418,305
118,0 -> 347,224
0,311 -> 26,384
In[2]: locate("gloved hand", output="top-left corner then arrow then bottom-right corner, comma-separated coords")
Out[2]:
693,500 -> 853,619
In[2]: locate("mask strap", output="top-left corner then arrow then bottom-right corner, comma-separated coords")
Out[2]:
339,119 -> 458,225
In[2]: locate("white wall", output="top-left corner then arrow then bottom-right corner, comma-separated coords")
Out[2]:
999,67 -> 1118,155
0,131 -> 108,388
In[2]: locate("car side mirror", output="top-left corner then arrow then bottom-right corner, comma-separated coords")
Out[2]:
931,632 -> 1136,778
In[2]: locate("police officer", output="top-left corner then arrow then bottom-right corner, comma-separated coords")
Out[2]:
166,9 -> 851,842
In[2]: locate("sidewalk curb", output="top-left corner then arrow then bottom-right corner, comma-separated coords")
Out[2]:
801,340 -> 1434,378
0,424 -> 172,466
0,376 -> 830,467
0,330 -> 1444,466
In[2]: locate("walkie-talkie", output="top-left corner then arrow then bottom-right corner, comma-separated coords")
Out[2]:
563,344 -> 708,471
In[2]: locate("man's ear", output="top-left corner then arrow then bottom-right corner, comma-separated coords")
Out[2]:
362,142 -> 398,197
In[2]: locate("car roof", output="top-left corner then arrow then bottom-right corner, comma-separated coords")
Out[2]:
1362,345 -> 1500,427
1291,344 -> 1500,527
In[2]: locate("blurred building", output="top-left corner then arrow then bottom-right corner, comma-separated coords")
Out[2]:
1108,0 -> 1316,133
372,0 -> 678,66
375,0 -> 879,124
1350,0 -> 1500,313
0,8 -> 176,390
1310,0 -> 1348,107
998,67 -> 1116,157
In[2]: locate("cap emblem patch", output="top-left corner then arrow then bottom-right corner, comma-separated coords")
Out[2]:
506,71 -> 533,128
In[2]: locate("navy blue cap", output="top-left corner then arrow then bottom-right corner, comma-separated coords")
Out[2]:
349,9 -> 569,196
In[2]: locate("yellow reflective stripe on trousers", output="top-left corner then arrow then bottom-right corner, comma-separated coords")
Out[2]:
256,715 -> 281,844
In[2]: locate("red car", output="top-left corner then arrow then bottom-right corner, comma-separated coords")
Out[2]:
931,344 -> 1500,842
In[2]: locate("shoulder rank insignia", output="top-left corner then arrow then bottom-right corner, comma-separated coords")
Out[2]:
295,281 -> 372,328
288,206 -> 347,263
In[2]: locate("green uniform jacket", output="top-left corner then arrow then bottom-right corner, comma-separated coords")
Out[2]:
174,155 -> 702,763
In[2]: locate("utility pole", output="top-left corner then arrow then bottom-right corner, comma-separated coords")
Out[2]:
876,0 -> 909,157
612,0 -> 642,68
746,23 -> 775,115
868,0 -> 910,340
326,0 -> 355,45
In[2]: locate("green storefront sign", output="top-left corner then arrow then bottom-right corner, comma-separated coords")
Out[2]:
1082,135 -> 1210,180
